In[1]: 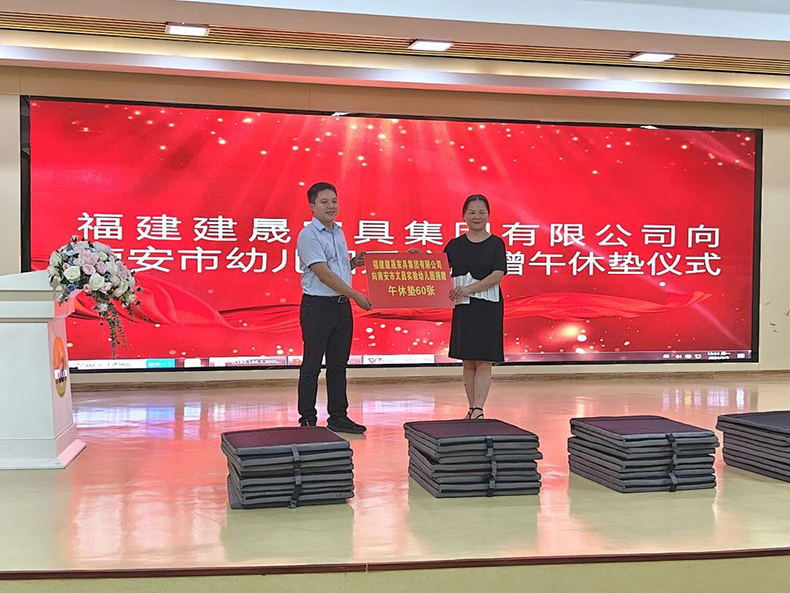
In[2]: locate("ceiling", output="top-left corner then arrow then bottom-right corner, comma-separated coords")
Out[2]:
2,9 -> 790,76
1,1 -> 789,105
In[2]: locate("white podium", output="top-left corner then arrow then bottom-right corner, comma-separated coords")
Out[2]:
0,270 -> 86,469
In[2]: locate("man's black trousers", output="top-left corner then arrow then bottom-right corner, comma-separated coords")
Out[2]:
298,294 -> 353,424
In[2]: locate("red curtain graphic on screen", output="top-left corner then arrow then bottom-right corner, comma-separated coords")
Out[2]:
29,101 -> 757,366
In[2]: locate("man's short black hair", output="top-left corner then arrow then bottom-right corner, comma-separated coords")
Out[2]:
307,182 -> 338,204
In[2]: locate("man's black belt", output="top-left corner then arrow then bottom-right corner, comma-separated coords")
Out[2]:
304,294 -> 349,303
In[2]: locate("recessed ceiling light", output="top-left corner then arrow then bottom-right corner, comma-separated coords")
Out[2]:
165,23 -> 210,37
631,52 -> 675,63
409,40 -> 453,52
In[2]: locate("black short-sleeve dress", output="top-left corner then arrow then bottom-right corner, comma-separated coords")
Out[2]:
443,234 -> 508,362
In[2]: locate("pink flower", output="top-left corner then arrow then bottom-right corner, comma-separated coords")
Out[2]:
82,264 -> 96,275
78,250 -> 98,265
96,261 -> 107,274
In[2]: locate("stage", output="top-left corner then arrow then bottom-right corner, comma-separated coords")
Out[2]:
2,374 -> 790,591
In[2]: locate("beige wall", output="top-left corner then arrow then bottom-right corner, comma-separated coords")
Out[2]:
0,65 -> 787,381
0,70 -> 21,276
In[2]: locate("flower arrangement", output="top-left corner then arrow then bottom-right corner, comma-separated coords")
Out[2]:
47,237 -> 142,357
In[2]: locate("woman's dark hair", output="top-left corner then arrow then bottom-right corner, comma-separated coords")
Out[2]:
462,194 -> 490,215
307,181 -> 337,204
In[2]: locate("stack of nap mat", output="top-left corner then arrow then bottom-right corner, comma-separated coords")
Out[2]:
404,419 -> 542,498
717,411 -> 790,482
568,415 -> 719,493
221,426 -> 354,509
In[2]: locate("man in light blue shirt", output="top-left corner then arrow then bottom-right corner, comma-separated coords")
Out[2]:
296,182 -> 371,434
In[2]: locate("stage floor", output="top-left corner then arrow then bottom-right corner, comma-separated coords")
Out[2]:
2,374 -> 790,573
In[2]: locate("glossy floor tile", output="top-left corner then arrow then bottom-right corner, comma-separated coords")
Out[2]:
1,375 -> 790,571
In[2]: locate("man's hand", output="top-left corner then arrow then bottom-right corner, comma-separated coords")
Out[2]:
351,251 -> 366,269
449,285 -> 472,302
352,291 -> 372,311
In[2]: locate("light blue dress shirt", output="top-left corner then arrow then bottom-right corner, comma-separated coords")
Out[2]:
297,218 -> 352,296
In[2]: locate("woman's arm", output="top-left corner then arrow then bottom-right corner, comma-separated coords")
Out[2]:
449,270 -> 505,301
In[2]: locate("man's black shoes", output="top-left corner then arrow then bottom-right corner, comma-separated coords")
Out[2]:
327,416 -> 367,434
299,416 -> 366,433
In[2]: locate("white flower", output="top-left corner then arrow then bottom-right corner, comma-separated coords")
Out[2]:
113,280 -> 130,298
89,273 -> 105,291
98,251 -> 109,261
96,303 -> 109,313
107,261 -> 119,275
63,266 -> 81,282
49,252 -> 62,266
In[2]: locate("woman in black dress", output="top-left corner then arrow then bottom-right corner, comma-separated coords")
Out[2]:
443,194 -> 507,420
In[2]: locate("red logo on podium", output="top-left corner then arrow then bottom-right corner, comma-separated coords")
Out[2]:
52,337 -> 69,397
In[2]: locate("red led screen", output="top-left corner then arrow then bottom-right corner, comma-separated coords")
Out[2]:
28,100 -> 759,369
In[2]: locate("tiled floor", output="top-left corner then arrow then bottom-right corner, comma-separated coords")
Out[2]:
2,375 -> 790,571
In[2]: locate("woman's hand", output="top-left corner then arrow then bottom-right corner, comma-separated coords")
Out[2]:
350,251 -> 366,269
449,285 -> 472,302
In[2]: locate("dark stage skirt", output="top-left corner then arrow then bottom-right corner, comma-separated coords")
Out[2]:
448,297 -> 505,363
